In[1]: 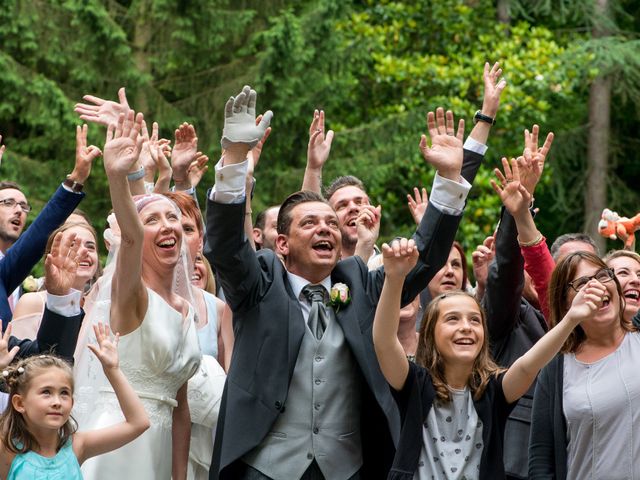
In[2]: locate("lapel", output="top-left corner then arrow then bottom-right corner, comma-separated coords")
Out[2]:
282,270 -> 305,381
330,268 -> 368,367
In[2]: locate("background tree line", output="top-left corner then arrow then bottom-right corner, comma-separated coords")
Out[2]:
1,0 -> 639,273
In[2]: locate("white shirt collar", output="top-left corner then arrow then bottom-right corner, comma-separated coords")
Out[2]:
287,271 -> 332,301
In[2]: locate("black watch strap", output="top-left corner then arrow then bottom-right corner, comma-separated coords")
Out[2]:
63,176 -> 84,193
473,110 -> 496,126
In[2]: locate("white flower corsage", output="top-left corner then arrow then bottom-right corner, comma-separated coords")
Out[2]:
21,275 -> 39,293
329,283 -> 351,312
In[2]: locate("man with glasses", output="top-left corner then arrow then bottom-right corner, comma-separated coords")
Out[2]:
0,135 -> 95,328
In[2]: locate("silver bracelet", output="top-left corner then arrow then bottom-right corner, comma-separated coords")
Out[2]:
127,167 -> 145,181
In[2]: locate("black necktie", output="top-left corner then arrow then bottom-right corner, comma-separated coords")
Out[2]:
302,284 -> 329,340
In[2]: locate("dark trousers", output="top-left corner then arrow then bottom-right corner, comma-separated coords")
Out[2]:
238,461 -> 361,480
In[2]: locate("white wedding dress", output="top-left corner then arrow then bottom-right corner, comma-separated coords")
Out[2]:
77,288 -> 201,479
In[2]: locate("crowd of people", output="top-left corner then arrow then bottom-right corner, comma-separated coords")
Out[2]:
0,61 -> 636,480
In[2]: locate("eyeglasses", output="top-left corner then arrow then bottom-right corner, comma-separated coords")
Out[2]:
568,268 -> 615,292
0,198 -> 31,213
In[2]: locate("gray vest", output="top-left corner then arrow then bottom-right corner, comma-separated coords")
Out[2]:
242,309 -> 363,480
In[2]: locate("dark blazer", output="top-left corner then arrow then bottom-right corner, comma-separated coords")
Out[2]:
483,208 -> 547,478
8,305 -> 85,363
528,354 -> 566,480
206,197 -> 463,480
0,186 -> 84,327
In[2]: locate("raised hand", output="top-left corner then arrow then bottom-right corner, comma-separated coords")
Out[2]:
356,204 -> 382,250
407,187 -> 429,225
419,107 -> 464,181
103,110 -> 144,178
44,231 -> 83,296
71,124 -> 102,184
481,61 -> 507,117
471,235 -> 495,299
249,113 -> 272,166
172,122 -> 198,186
152,143 -> 173,193
0,324 -> 19,369
87,323 -> 120,371
381,238 -> 419,279
566,279 -> 607,324
490,157 -> 531,217
0,135 -> 5,168
186,154 -> 208,189
221,85 -> 273,160
74,87 -> 130,127
138,121 -> 159,181
520,124 -> 554,195
307,109 -> 334,170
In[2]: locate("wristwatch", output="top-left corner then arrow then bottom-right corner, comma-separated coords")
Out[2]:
63,176 -> 84,193
473,110 -> 496,126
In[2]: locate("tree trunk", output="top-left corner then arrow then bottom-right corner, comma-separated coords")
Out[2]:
497,0 -> 511,25
132,0 -> 152,113
584,0 -> 610,253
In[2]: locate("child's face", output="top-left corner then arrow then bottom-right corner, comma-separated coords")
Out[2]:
12,367 -> 74,431
434,295 -> 484,367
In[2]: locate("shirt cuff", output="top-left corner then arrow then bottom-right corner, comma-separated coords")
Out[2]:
464,136 -> 488,156
46,289 -> 82,316
428,173 -> 471,215
209,158 -> 248,204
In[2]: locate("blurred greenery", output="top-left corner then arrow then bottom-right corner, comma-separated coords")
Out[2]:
1,0 -> 639,278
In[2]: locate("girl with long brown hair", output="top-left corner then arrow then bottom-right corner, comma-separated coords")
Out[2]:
372,238 -> 607,479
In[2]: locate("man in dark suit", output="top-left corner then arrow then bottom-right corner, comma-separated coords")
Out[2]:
206,87 -> 471,480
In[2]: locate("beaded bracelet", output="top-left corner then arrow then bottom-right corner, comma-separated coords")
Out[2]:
518,232 -> 544,247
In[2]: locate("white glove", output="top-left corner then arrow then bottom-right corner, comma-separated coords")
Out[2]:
221,85 -> 273,149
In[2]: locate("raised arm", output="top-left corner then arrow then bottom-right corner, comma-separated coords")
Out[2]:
502,278 -> 605,404
74,323 -> 150,464
102,110 -> 147,335
0,128 -> 92,326
373,238 -> 419,391
302,110 -> 334,193
205,85 -> 272,311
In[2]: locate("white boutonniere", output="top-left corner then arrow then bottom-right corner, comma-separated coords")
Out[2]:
21,275 -> 39,293
329,283 -> 351,312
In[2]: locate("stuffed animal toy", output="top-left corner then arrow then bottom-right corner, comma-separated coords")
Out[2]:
598,208 -> 640,249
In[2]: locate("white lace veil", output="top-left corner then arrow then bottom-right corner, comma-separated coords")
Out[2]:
73,195 -> 199,429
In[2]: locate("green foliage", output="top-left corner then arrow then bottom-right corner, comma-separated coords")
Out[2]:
1,0 -> 640,277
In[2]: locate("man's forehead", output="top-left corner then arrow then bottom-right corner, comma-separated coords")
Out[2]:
329,185 -> 369,205
292,201 -> 337,218
0,188 -> 26,201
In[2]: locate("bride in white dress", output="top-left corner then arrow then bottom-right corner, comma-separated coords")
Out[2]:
74,110 -> 201,479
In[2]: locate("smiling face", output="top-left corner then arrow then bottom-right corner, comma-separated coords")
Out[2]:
428,247 -> 464,297
277,201 -> 341,283
180,212 -> 203,264
567,260 -> 621,331
328,185 -> 370,251
12,367 -> 74,433
191,252 -> 207,290
607,255 -> 640,321
433,295 -> 484,368
66,225 -> 98,287
0,188 -> 28,248
139,200 -> 183,270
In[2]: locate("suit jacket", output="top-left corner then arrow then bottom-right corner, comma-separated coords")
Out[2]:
483,207 -> 547,478
8,305 -> 85,363
206,197 -> 463,480
0,186 -> 84,327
